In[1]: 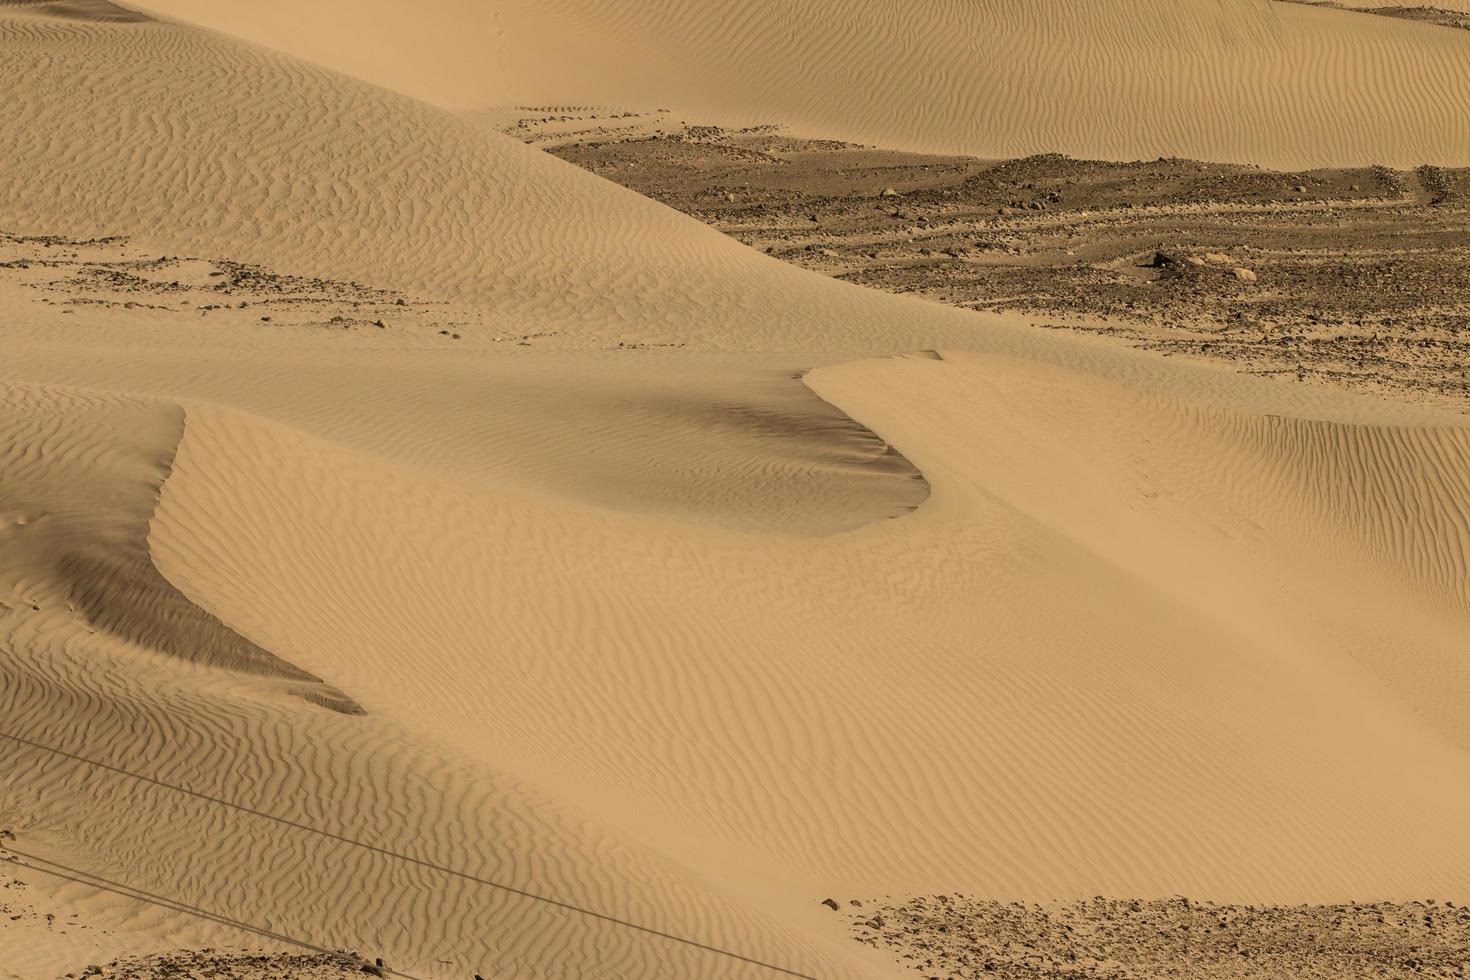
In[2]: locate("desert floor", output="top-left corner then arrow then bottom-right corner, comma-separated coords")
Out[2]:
4,1 -> 1470,979
513,110 -> 1470,410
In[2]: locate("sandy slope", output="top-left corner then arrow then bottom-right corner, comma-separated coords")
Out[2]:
130,0 -> 1470,169
5,3 -> 1470,980
0,1 -> 991,350
10,331 -> 1470,980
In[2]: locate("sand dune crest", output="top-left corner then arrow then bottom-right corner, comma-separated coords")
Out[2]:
135,0 -> 1470,168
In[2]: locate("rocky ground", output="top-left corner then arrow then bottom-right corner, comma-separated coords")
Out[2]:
0,231 -> 561,349
1279,2 -> 1470,33
56,950 -> 380,980
503,109 -> 1470,411
827,894 -> 1470,979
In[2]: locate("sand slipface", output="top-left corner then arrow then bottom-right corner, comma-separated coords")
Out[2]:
3,2 -> 1470,980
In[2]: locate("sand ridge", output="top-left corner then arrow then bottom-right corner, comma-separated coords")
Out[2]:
0,6 -> 996,351
10,249 -> 1470,977
131,0 -> 1470,169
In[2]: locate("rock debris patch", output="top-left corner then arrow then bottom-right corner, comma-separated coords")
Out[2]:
837,894 -> 1470,979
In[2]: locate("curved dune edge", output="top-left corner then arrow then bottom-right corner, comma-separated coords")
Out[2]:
79,350 -> 1464,977
0,391 -> 864,980
132,0 -> 1470,168
0,382 -> 361,714
7,334 -> 1470,979
0,374 -> 937,980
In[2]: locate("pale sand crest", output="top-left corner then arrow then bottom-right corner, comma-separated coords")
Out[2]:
131,0 -> 1470,169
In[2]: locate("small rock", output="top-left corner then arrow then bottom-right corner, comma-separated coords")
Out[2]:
879,187 -> 900,198
1232,267 -> 1258,283
822,898 -> 841,911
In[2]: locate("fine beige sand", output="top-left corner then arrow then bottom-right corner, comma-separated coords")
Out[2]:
129,0 -> 1470,168
4,2 -> 1470,979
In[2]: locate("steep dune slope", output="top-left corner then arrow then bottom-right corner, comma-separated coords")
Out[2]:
133,0 -> 1470,168
0,385 -> 361,714
0,378 -> 876,980
0,344 -> 929,536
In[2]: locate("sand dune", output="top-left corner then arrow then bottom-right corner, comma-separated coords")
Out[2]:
146,355 -> 1470,903
131,0 -> 1470,168
0,2 -> 990,350
9,339 -> 1470,979
5,2 -> 1470,979
0,378 -> 868,979
0,384 -> 360,713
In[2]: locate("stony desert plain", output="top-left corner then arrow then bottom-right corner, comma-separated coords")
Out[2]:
4,1 -> 1470,978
